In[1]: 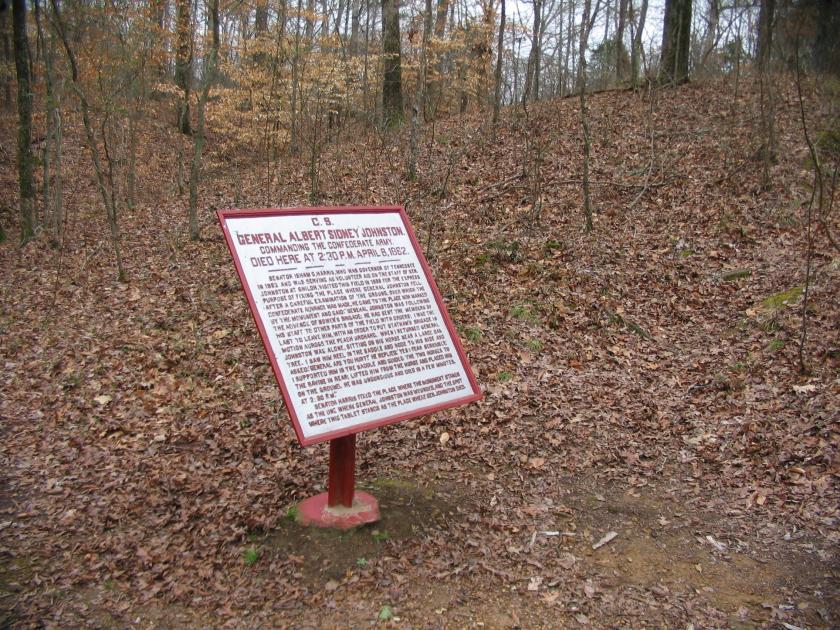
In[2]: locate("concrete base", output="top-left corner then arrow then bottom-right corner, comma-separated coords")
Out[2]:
296,491 -> 380,529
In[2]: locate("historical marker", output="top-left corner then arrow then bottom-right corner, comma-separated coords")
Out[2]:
218,207 -> 481,527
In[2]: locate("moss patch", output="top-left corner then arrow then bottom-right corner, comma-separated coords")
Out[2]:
762,286 -> 803,311
721,268 -> 752,281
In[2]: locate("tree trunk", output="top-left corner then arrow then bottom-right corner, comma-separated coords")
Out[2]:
381,0 -> 403,126
424,0 -> 448,119
349,0 -> 361,53
34,0 -> 53,233
434,0 -> 448,36
45,40 -> 63,242
51,89 -> 62,237
563,0 -> 573,93
492,0 -> 505,125
175,0 -> 192,133
290,0 -> 304,152
554,0 -> 564,96
660,0 -> 691,85
523,0 -> 541,104
1,2 -> 13,110
335,0 -> 347,35
12,0 -> 35,242
700,0 -> 719,68
151,0 -> 166,31
630,0 -> 647,86
40,0 -> 61,239
512,21 -> 519,102
757,0 -> 775,188
534,1 -> 543,100
189,0 -> 220,241
577,0 -> 594,231
756,0 -> 774,68
616,0 -> 628,82
813,0 -> 840,76
127,108 -> 138,210
255,0 -> 268,35
408,0 -> 432,179
150,0 -> 167,79
305,0 -> 315,41
458,57 -> 467,113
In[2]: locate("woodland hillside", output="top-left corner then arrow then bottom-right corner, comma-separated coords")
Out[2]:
1,0 -> 839,626
1,71 -> 838,627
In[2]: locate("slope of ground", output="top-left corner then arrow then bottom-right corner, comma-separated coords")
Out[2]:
0,76 -> 838,628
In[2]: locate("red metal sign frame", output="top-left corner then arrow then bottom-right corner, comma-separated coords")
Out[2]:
217,206 -> 482,446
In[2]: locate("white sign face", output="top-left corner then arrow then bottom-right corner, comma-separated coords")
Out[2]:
218,207 -> 481,445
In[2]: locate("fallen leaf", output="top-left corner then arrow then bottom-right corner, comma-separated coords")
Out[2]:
542,591 -> 560,604
558,552 -> 577,569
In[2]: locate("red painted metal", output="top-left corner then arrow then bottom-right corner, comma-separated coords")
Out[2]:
296,433 -> 379,528
328,434 -> 356,508
296,490 -> 379,529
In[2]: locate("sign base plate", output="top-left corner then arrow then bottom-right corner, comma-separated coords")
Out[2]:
296,491 -> 380,529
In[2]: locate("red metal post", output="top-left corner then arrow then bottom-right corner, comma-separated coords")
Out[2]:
297,432 -> 378,527
328,434 -> 356,508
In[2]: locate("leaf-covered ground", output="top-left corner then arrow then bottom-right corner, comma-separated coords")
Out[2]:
1,77 -> 838,628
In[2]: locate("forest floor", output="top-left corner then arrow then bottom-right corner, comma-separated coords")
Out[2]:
1,76 -> 838,629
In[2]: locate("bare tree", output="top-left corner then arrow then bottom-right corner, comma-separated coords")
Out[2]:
306,0 -> 316,40
660,0 -> 690,84
51,0 -> 126,280
150,0 -> 168,79
812,0 -> 840,75
1,0 -> 13,109
11,0 -> 35,243
255,0 -> 268,35
189,0 -> 220,240
794,50 -> 817,374
630,0 -> 648,87
757,0 -> 776,188
175,0 -> 192,134
616,0 -> 628,82
349,0 -> 361,53
34,0 -> 63,240
577,0 -> 601,231
408,0 -> 432,179
492,0 -> 505,126
425,0 -> 449,119
382,0 -> 403,126
699,0 -> 720,69
523,0 -> 542,103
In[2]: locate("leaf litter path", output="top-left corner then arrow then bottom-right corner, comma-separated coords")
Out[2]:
1,77 -> 838,628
